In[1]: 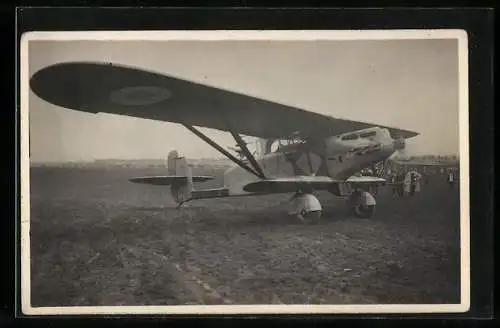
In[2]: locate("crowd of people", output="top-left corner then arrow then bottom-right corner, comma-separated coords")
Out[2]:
385,166 -> 457,198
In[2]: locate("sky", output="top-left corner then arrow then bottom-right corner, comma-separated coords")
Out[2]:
27,38 -> 460,162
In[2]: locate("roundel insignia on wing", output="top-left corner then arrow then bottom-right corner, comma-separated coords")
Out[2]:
109,86 -> 172,106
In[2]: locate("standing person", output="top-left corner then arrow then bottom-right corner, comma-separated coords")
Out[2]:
390,172 -> 398,198
422,166 -> 429,186
447,170 -> 455,190
409,172 -> 417,196
415,171 -> 422,193
403,171 -> 412,197
398,171 -> 405,196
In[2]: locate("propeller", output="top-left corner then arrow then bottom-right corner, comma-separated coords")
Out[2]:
390,136 -> 409,160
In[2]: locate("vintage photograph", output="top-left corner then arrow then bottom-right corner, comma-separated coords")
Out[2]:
20,30 -> 469,315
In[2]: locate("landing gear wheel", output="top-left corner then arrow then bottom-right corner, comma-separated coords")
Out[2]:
348,190 -> 376,219
300,209 -> 322,225
289,192 -> 323,224
352,204 -> 375,218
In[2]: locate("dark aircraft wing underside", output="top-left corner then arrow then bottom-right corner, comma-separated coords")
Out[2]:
30,62 -> 420,141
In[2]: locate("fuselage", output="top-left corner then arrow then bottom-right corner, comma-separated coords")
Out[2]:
223,127 -> 404,195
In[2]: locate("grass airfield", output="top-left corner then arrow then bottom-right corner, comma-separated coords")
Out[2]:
28,165 -> 461,307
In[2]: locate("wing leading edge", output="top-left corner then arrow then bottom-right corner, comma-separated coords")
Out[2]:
30,62 -> 419,140
242,175 -> 386,194
129,175 -> 213,186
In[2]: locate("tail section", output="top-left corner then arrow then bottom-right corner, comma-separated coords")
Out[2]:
130,150 -> 215,205
167,150 -> 194,204
167,150 -> 179,175
130,150 -> 232,206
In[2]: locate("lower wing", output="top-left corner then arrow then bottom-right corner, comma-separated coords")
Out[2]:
242,176 -> 336,194
346,176 -> 386,184
129,175 -> 214,186
242,175 -> 386,194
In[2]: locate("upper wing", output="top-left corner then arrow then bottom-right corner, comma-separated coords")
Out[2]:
30,62 -> 419,140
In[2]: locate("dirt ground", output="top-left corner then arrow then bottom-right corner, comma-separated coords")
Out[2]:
28,166 -> 462,306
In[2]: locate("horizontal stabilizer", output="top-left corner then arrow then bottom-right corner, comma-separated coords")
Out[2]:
129,175 -> 214,186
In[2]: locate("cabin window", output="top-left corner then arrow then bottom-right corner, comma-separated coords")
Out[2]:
341,134 -> 358,141
269,138 -> 303,153
270,140 -> 280,153
360,131 -> 377,138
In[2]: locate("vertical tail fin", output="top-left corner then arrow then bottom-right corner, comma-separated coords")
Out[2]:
167,150 -> 194,205
167,150 -> 179,175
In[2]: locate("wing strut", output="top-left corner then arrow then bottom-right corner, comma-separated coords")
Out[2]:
182,124 -> 265,179
229,131 -> 267,179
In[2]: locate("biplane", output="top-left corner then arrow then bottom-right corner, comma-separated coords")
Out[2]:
29,62 -> 419,223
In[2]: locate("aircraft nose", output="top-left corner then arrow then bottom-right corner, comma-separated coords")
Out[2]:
393,137 -> 405,151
